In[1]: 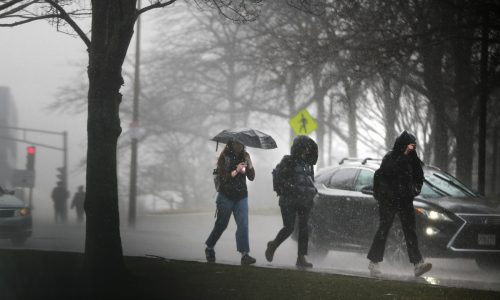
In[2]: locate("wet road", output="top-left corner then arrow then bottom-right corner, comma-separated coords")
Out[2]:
1,212 -> 499,292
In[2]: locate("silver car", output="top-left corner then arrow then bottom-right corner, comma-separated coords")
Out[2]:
0,187 -> 32,245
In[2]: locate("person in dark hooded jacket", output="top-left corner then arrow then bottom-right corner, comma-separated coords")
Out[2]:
265,135 -> 318,268
367,131 -> 432,277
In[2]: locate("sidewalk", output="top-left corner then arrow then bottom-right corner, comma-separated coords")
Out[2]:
1,249 -> 499,300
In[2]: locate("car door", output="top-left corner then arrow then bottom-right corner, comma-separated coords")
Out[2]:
315,167 -> 360,244
350,168 -> 379,246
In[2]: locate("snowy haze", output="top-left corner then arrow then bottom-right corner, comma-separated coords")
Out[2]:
0,4 -> 386,218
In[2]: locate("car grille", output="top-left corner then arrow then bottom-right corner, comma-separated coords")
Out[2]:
460,215 -> 500,226
448,214 -> 500,251
0,209 -> 15,218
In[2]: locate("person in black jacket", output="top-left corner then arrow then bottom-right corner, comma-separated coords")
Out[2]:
265,135 -> 318,268
205,140 -> 256,265
367,131 -> 432,277
51,181 -> 69,223
71,185 -> 85,223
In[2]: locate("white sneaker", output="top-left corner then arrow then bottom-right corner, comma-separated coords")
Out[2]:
414,261 -> 432,277
368,261 -> 381,277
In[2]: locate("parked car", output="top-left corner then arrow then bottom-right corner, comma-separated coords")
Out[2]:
0,186 -> 32,246
303,158 -> 500,270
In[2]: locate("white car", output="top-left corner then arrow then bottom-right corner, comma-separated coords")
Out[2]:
0,187 -> 32,246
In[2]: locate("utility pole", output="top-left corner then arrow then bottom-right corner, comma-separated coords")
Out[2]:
129,0 -> 141,227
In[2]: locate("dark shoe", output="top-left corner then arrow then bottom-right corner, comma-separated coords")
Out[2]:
296,255 -> 313,268
205,247 -> 215,263
241,254 -> 256,265
265,241 -> 277,262
414,260 -> 432,277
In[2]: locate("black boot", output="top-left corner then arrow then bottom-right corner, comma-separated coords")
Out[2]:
205,247 -> 216,263
265,241 -> 277,262
296,255 -> 313,268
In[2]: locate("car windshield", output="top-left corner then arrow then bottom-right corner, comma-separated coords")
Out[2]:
424,170 -> 476,198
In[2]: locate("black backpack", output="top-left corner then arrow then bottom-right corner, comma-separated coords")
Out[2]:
213,156 -> 231,192
272,156 -> 292,196
271,166 -> 284,196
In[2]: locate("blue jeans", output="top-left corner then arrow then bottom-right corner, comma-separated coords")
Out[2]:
205,193 -> 250,253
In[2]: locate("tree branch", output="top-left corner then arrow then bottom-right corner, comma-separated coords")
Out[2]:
0,0 -> 38,18
0,13 -> 59,27
45,0 -> 90,48
0,0 -> 25,12
136,0 -> 177,18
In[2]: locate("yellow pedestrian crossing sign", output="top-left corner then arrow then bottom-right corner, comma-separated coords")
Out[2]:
289,109 -> 318,135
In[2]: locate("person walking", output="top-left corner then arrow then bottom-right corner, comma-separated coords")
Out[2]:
205,140 -> 256,265
71,185 -> 85,223
367,130 -> 432,277
265,135 -> 318,268
51,181 -> 69,223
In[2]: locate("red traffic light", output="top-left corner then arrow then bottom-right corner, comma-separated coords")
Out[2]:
27,146 -> 36,155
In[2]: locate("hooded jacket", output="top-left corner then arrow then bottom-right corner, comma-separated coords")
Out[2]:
275,135 -> 318,208
374,131 -> 424,203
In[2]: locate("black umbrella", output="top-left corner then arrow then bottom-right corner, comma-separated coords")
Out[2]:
211,128 -> 277,150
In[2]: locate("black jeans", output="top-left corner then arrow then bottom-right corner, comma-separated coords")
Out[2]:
367,198 -> 423,264
272,204 -> 310,256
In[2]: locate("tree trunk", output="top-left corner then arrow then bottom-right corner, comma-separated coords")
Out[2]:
84,0 -> 136,287
491,129 -> 498,195
227,56 -> 237,127
478,10 -> 489,195
312,68 -> 326,168
422,43 -> 449,171
382,77 -> 400,150
328,97 -> 334,165
453,33 -> 475,187
285,69 -> 298,144
344,79 -> 360,157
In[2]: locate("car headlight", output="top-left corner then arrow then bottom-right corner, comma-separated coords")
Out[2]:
415,208 -> 451,222
14,207 -> 30,217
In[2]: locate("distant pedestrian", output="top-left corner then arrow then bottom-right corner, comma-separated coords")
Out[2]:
265,135 -> 318,268
205,140 -> 257,265
51,181 -> 69,223
367,131 -> 432,277
71,185 -> 85,223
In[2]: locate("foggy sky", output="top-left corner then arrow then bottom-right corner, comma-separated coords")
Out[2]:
1,21 -> 89,218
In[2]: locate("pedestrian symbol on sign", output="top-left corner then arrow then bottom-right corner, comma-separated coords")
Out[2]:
289,109 -> 318,135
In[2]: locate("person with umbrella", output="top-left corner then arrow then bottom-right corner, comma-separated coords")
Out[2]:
205,139 -> 257,265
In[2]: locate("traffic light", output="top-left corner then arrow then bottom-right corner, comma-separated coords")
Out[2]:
26,146 -> 36,170
56,167 -> 66,183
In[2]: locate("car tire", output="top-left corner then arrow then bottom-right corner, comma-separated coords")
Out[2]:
475,254 -> 500,271
385,221 -> 409,265
10,236 -> 28,246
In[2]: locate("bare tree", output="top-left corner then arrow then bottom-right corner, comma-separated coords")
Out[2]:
0,0 -> 262,291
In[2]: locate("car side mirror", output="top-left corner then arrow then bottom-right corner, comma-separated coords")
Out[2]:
361,185 -> 374,195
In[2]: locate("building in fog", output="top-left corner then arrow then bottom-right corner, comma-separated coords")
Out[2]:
0,86 -> 18,188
